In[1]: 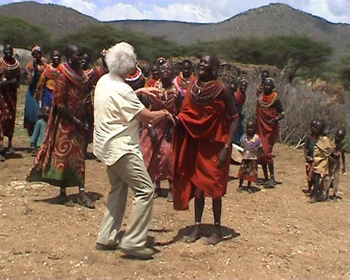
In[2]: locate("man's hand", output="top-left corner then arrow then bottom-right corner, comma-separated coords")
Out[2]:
136,87 -> 161,98
217,147 -> 230,169
148,126 -> 157,144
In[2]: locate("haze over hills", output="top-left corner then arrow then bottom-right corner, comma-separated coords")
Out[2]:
0,1 -> 349,58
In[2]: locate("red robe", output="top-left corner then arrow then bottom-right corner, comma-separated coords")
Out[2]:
256,91 -> 280,164
140,81 -> 178,182
173,82 -> 232,210
0,57 -> 21,138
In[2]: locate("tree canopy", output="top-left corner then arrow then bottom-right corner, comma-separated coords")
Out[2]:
52,24 -> 185,63
188,35 -> 333,82
0,16 -> 52,51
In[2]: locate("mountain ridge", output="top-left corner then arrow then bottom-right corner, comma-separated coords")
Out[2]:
0,2 -> 349,58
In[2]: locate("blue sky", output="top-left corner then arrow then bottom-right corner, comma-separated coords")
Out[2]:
0,0 -> 349,23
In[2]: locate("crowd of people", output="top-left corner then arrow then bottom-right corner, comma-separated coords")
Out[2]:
0,42 -> 346,259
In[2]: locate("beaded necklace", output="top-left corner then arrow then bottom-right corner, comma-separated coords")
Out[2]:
43,63 -> 60,80
189,78 -> 224,105
0,57 -> 20,72
0,57 -> 21,80
58,63 -> 88,88
155,81 -> 178,108
176,72 -> 193,89
258,91 -> 278,109
125,66 -> 142,82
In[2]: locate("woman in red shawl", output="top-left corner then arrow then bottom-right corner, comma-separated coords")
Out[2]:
173,59 -> 196,97
145,65 -> 159,88
256,77 -> 285,188
35,50 -> 61,108
27,44 -> 94,209
140,61 -> 181,201
173,54 -> 239,245
0,44 -> 21,156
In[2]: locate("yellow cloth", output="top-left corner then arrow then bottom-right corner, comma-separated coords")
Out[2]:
313,136 -> 333,176
45,79 -> 56,91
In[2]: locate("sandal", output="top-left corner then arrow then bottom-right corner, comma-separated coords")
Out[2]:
78,196 -> 95,209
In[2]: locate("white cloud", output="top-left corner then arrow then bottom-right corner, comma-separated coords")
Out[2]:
3,0 -> 350,24
57,0 -> 97,16
95,2 -> 219,22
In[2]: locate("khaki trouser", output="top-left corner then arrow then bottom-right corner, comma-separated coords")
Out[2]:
96,153 -> 155,250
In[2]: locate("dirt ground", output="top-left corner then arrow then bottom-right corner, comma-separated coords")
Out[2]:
0,90 -> 349,280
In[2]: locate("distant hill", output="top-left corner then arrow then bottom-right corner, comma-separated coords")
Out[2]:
0,2 -> 349,58
0,1 -> 100,36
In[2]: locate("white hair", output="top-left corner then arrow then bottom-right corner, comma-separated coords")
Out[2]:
105,42 -> 137,78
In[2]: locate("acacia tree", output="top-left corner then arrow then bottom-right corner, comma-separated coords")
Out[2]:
188,35 -> 332,83
262,35 -> 333,83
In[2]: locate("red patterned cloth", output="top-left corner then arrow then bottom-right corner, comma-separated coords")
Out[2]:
173,78 -> 233,210
0,57 -> 21,138
140,80 -> 178,182
27,63 -> 88,187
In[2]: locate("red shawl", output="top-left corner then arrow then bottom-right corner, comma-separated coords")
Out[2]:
234,89 -> 246,106
173,79 -> 232,210
43,63 -> 60,80
256,91 -> 279,164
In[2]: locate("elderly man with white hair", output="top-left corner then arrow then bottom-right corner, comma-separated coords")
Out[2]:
93,42 -> 174,259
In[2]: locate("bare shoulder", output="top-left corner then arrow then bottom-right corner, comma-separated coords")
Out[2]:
218,83 -> 231,100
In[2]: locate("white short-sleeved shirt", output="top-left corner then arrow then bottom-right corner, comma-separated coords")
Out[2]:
93,73 -> 145,166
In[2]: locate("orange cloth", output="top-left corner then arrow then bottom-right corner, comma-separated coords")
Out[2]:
145,77 -> 158,88
234,89 -> 246,106
173,85 -> 232,210
256,92 -> 279,164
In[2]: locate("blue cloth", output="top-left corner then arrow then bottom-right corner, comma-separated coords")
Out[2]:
42,87 -> 53,107
24,73 -> 40,128
234,105 -> 245,145
24,87 -> 39,125
31,118 -> 47,148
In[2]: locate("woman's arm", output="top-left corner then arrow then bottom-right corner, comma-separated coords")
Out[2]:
217,86 -> 239,169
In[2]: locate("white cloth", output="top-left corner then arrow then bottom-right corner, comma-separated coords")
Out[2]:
93,73 -> 145,166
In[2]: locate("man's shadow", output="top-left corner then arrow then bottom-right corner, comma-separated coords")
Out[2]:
153,224 -> 240,247
32,191 -> 103,205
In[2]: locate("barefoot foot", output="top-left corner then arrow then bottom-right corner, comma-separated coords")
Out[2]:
183,225 -> 201,243
57,194 -> 74,207
206,232 -> 222,245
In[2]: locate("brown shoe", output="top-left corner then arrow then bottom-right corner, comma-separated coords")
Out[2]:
95,243 -> 118,251
120,247 -> 154,259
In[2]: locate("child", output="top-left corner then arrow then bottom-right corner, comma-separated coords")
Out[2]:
328,128 -> 346,201
237,118 -> 262,193
303,119 -> 318,194
31,105 -> 49,156
310,119 -> 333,203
